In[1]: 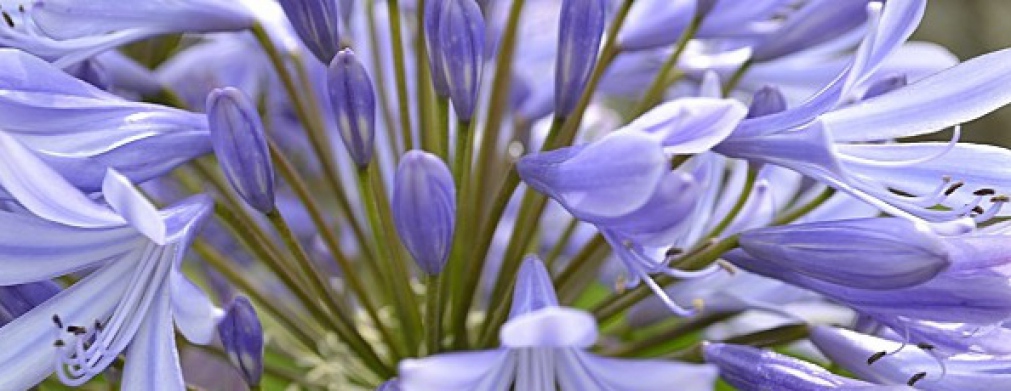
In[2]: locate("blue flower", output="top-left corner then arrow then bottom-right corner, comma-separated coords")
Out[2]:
397,256 -> 717,390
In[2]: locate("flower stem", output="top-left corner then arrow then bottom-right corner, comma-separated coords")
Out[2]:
632,14 -> 703,117
425,274 -> 443,354
385,0 -> 415,150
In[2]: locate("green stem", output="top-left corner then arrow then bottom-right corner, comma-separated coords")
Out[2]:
435,97 -> 451,160
706,169 -> 758,239
553,234 -> 607,293
632,14 -> 703,117
544,218 -> 581,269
425,274 -> 443,354
666,324 -> 810,363
605,314 -> 733,358
365,0 -> 403,154
357,166 -> 424,353
722,59 -> 754,96
385,0 -> 415,150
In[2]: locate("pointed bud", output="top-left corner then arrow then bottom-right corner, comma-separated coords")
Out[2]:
0,281 -> 60,325
739,218 -> 950,290
746,85 -> 787,119
392,150 -> 456,275
277,0 -> 343,63
424,0 -> 451,96
206,87 -> 276,214
328,49 -> 377,168
435,0 -> 485,121
217,296 -> 264,387
555,0 -> 606,118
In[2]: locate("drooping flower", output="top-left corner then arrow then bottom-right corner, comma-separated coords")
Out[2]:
1,0 -> 254,66
398,256 -> 717,390
0,133 -> 222,389
0,49 -> 212,192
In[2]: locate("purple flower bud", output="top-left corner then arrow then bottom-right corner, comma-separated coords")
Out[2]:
217,296 -> 264,387
746,85 -> 787,119
0,281 -> 60,326
206,87 -> 276,214
376,379 -> 402,391
863,74 -> 908,100
435,0 -> 485,121
554,0 -> 606,118
424,0 -> 451,96
328,49 -> 376,168
277,0 -> 343,63
392,150 -> 456,275
739,218 -> 950,290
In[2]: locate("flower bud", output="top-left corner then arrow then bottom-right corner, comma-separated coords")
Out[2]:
277,0 -> 343,63
392,150 -> 456,275
328,49 -> 377,168
0,281 -> 60,325
217,296 -> 264,387
206,87 -> 276,214
555,0 -> 606,118
746,85 -> 787,119
424,0 -> 451,97
435,0 -> 485,121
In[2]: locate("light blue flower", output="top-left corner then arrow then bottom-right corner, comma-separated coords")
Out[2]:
397,256 -> 716,390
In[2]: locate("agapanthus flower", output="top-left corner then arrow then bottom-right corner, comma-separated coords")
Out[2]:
397,256 -> 716,390
0,132 -> 222,389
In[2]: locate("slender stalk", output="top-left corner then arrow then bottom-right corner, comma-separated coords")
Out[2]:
385,0 -> 415,150
416,0 -> 439,156
434,97 -> 451,160
425,274 -> 443,354
553,234 -> 607,292
632,14 -> 703,117
357,166 -> 424,353
722,59 -> 754,96
365,0 -> 403,155
604,313 -> 733,357
268,142 -> 406,360
706,169 -> 758,239
544,218 -> 581,269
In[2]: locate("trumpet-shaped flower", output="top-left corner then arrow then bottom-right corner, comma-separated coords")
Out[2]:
0,134 -> 222,389
398,257 -> 716,390
0,49 -> 212,192
0,0 -> 253,66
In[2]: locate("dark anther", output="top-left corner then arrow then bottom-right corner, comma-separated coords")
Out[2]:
665,247 -> 683,257
944,181 -> 965,196
974,188 -> 996,196
53,339 -> 65,347
67,325 -> 87,335
2,12 -> 13,28
992,195 -> 1010,203
867,351 -> 887,365
52,314 -> 64,329
972,206 -> 985,215
908,372 -> 927,386
94,319 -> 104,332
916,342 -> 935,350
17,4 -> 24,13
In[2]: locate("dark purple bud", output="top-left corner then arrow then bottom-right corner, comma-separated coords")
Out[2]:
424,0 -> 451,96
392,150 -> 456,275
277,0 -> 343,63
376,378 -> 401,391
435,0 -> 485,121
217,296 -> 264,387
0,281 -> 60,326
746,85 -> 787,119
206,87 -> 276,214
554,0 -> 606,118
862,74 -> 908,100
328,49 -> 376,168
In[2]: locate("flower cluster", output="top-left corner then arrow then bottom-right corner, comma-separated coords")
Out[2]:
2,0 -> 1011,390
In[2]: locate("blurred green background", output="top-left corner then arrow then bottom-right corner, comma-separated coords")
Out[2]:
915,1 -> 1011,146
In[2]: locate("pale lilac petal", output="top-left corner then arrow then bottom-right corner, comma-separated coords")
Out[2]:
825,47 -> 1011,142
509,256 -> 559,318
399,350 -> 514,391
171,271 -> 224,345
0,132 -> 123,228
618,0 -> 694,51
500,307 -> 597,349
102,169 -> 167,244
625,98 -> 747,155
0,258 -> 134,390
0,212 -> 142,285
518,130 -> 667,219
32,0 -> 253,40
120,283 -> 186,391
558,350 -> 718,391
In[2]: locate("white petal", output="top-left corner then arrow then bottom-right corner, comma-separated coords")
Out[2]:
500,307 -> 597,349
102,169 -> 166,244
399,350 -> 514,391
171,270 -> 224,345
626,99 -> 745,155
557,350 -> 718,391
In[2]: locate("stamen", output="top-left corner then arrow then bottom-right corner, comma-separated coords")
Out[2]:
907,372 -> 927,386
867,351 -> 887,365
840,126 -> 960,168
973,188 -> 996,196
52,314 -> 64,329
945,181 -> 965,196
1,12 -> 13,28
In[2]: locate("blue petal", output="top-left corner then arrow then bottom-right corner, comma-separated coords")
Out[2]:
518,130 -> 667,220
509,256 -> 559,318
624,98 -> 747,155
500,307 -> 597,349
399,350 -> 514,391
120,281 -> 185,390
171,271 -> 224,345
558,350 -> 717,391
